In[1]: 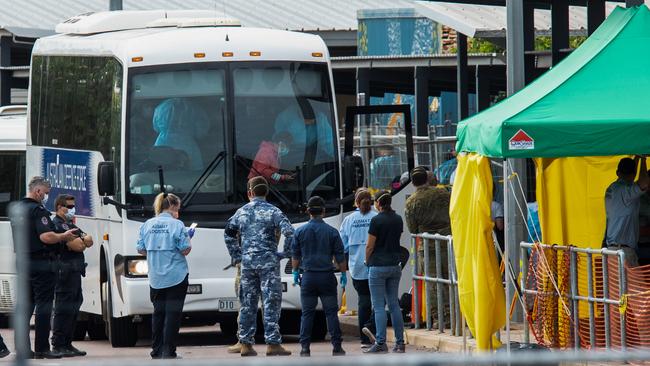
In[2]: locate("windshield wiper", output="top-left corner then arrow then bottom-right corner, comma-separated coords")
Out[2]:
181,151 -> 226,210
234,154 -> 295,211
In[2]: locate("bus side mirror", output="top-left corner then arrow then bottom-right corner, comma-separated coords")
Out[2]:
98,161 -> 116,196
343,155 -> 364,193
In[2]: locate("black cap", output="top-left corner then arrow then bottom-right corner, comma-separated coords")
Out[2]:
307,196 -> 325,212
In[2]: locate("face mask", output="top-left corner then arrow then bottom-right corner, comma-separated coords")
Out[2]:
278,143 -> 289,157
64,208 -> 76,220
41,193 -> 49,205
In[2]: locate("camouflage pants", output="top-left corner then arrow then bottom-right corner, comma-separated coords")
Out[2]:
417,238 -> 450,327
238,266 -> 282,344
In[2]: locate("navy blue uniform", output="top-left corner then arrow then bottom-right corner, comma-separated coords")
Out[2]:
51,215 -> 85,349
292,217 -> 345,347
9,198 -> 58,353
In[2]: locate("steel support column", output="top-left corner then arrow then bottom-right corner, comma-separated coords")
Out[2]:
505,0 -> 527,349
626,0 -> 643,7
552,0 -> 569,66
523,1 -> 536,85
109,0 -> 123,10
415,66 -> 430,137
587,0 -> 606,35
506,0 -> 525,95
476,66 -> 491,112
456,34 -> 468,121
0,37 -> 11,106
356,68 -> 371,106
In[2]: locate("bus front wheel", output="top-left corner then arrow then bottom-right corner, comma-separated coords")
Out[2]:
101,281 -> 138,347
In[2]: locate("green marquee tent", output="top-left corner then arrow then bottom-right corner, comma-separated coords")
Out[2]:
456,5 -> 650,158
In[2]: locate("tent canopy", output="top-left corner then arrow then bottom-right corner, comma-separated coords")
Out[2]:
456,5 -> 650,158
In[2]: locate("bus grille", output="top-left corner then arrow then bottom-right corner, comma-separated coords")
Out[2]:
0,280 -> 14,311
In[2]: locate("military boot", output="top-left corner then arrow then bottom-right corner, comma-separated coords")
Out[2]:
266,344 -> 291,356
240,343 -> 257,357
227,341 -> 242,354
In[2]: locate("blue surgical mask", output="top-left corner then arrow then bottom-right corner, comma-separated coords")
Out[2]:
64,207 -> 75,221
278,143 -> 289,157
42,193 -> 49,205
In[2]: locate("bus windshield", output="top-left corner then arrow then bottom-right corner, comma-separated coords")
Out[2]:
126,62 -> 339,225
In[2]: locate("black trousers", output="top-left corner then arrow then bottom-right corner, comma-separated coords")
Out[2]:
52,270 -> 83,348
27,259 -> 56,352
150,275 -> 188,358
299,271 -> 342,347
352,278 -> 375,344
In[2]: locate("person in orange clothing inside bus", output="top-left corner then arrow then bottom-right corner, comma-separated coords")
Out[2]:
248,132 -> 295,184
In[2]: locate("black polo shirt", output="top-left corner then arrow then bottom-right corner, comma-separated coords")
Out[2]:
367,210 -> 403,267
9,198 -> 57,255
52,215 -> 85,267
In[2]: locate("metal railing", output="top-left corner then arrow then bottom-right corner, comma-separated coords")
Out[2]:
410,233 -> 463,337
519,241 -> 628,350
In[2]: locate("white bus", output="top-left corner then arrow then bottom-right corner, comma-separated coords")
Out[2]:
27,10 -> 417,347
0,105 -> 27,327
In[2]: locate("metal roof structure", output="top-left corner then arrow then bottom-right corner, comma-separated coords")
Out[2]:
0,0 -> 415,35
414,1 -> 623,38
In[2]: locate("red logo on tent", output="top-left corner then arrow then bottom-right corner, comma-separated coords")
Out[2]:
509,129 -> 534,150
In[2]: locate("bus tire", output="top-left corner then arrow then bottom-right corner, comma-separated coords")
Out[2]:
279,310 -> 301,335
219,315 -> 238,338
87,315 -> 107,340
72,320 -> 88,341
311,311 -> 327,341
102,281 -> 138,347
0,314 -> 10,329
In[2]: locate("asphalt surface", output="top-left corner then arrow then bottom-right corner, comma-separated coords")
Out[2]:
0,324 -> 428,363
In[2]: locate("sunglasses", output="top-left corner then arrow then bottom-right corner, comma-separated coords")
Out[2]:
65,205 -> 75,209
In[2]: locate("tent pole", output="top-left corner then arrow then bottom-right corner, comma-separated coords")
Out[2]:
503,159 -> 512,355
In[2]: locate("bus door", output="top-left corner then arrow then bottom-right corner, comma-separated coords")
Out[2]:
341,103 -> 416,314
342,104 -> 415,197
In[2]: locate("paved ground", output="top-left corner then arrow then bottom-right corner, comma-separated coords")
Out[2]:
0,323 -> 429,364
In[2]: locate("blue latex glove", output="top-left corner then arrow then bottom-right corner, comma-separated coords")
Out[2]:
292,270 -> 300,286
187,228 -> 195,239
340,272 -> 347,288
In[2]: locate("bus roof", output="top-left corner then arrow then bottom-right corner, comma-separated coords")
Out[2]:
33,23 -> 330,67
0,107 -> 26,152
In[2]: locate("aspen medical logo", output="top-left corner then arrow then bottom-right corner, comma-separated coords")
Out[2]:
508,129 -> 534,150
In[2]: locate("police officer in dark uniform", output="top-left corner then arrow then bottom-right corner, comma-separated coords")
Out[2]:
51,194 -> 93,357
9,177 -> 78,359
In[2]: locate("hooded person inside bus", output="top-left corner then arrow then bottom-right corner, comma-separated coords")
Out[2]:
153,98 -> 209,171
273,103 -> 334,161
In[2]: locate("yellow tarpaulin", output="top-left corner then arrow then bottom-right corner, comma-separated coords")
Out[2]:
535,156 -> 622,248
450,153 -> 505,350
534,156 -> 622,347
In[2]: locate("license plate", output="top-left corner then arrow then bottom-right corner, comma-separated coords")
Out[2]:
218,298 -> 239,311
187,284 -> 202,295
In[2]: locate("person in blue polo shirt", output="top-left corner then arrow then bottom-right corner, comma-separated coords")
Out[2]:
292,196 -> 347,357
136,192 -> 194,359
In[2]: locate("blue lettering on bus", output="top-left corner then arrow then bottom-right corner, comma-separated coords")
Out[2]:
42,148 -> 93,216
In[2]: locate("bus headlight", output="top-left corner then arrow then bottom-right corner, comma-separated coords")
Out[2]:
126,259 -> 148,277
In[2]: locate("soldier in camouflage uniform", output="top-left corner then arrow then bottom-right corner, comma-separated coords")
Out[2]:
404,166 -> 451,328
224,176 -> 294,357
